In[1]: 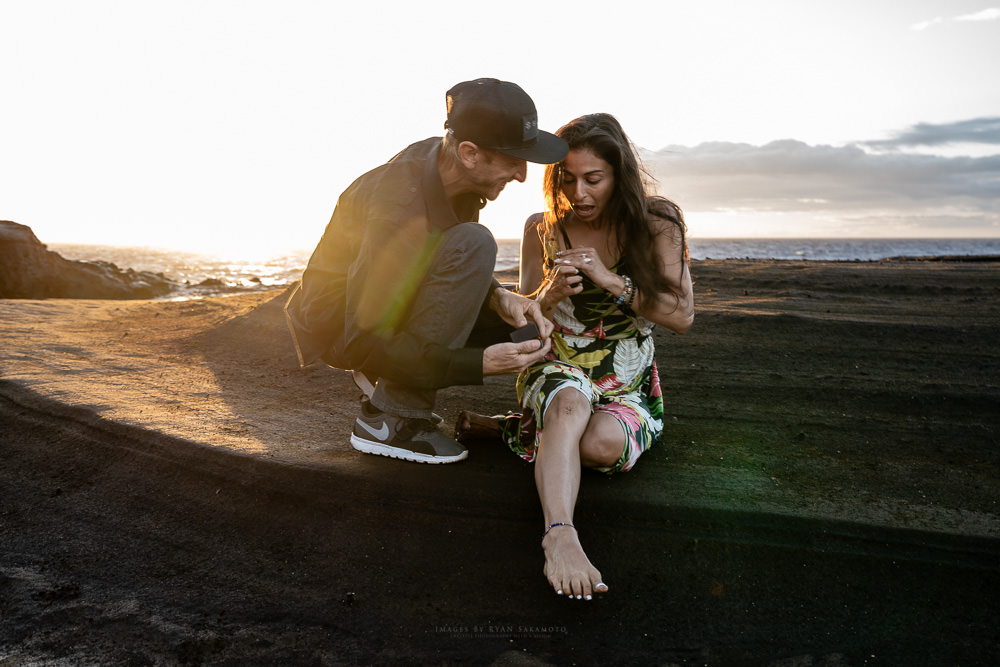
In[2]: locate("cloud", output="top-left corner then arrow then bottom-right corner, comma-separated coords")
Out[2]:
955,7 -> 1000,21
911,16 -> 944,30
861,118 -> 1000,150
911,7 -> 999,30
642,129 -> 1000,234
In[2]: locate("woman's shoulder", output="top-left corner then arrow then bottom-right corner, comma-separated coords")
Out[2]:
522,212 -> 549,246
645,197 -> 684,226
524,211 -> 546,232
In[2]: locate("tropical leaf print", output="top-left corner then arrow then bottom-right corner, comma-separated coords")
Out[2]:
612,341 -> 644,388
498,223 -> 667,475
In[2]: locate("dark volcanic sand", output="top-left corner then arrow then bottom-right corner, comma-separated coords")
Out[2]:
2,258 -> 999,666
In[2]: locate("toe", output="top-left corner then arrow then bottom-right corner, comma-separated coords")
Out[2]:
546,570 -> 565,597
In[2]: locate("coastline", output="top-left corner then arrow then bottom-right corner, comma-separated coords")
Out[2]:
2,257 -> 998,664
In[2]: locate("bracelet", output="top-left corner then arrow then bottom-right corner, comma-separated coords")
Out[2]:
614,274 -> 635,316
613,275 -> 632,306
544,522 -> 575,536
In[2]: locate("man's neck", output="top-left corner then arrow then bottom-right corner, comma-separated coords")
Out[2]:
437,150 -> 471,205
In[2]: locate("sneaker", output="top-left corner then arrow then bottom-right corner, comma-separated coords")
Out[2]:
351,370 -> 444,425
350,399 -> 468,464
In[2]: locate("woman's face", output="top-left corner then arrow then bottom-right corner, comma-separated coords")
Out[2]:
560,147 -> 615,225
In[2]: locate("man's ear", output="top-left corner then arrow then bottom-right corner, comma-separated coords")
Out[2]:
458,141 -> 481,169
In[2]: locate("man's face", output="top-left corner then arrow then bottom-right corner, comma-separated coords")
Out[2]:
470,149 -> 527,201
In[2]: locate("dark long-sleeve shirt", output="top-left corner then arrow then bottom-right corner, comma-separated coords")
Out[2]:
285,138 -> 491,389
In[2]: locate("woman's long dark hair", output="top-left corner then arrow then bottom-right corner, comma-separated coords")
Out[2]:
542,113 -> 686,302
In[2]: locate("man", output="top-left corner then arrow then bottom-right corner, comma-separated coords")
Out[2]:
285,78 -> 566,464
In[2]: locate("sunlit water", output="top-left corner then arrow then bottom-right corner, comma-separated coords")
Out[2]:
686,237 -> 1000,261
50,238 -> 1000,299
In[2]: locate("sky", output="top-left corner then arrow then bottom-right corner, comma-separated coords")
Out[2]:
2,0 -> 998,257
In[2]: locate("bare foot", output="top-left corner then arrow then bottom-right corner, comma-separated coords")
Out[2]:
541,526 -> 608,600
453,411 -> 502,442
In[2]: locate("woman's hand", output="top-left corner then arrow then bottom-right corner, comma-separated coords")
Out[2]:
555,247 -> 619,292
536,263 -> 584,315
553,246 -> 626,299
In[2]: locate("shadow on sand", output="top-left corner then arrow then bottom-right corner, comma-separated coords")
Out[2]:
2,381 -> 998,665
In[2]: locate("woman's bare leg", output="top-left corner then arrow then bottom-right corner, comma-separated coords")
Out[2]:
535,389 -> 608,599
579,412 -> 629,469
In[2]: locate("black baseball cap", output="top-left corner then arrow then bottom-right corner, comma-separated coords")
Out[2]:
445,78 -> 568,164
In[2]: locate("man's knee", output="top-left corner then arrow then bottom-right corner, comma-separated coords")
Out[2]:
441,222 -> 498,268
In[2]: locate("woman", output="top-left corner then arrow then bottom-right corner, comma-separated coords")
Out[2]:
458,113 -> 694,600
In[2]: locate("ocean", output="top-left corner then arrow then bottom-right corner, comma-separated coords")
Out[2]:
50,238 -> 1000,299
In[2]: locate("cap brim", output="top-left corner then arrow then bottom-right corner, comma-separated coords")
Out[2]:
494,131 -> 569,164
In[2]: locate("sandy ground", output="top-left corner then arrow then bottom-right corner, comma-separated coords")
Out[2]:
1,259 -> 999,665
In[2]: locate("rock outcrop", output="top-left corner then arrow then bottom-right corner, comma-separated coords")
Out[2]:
0,221 -> 177,299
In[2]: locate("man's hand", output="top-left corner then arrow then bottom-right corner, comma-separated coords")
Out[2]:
483,338 -> 552,376
490,287 -> 554,340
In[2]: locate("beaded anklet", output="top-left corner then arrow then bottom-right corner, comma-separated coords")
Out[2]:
544,522 -> 575,536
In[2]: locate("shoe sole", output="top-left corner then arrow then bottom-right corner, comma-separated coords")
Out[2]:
350,434 -> 468,464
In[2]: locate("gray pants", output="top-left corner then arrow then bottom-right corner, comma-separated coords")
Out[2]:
370,222 -> 498,419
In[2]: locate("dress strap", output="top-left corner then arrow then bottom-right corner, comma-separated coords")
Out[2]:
557,220 -> 573,249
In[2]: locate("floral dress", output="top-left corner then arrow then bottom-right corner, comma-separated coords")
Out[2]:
498,227 -> 664,474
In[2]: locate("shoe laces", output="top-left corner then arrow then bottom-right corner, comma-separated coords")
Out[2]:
398,417 -> 438,439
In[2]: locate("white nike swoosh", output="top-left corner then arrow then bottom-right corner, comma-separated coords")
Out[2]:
357,419 -> 390,441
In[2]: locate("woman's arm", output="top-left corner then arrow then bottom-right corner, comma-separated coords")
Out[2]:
633,213 -> 694,334
519,214 -> 585,320
518,213 -> 547,297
